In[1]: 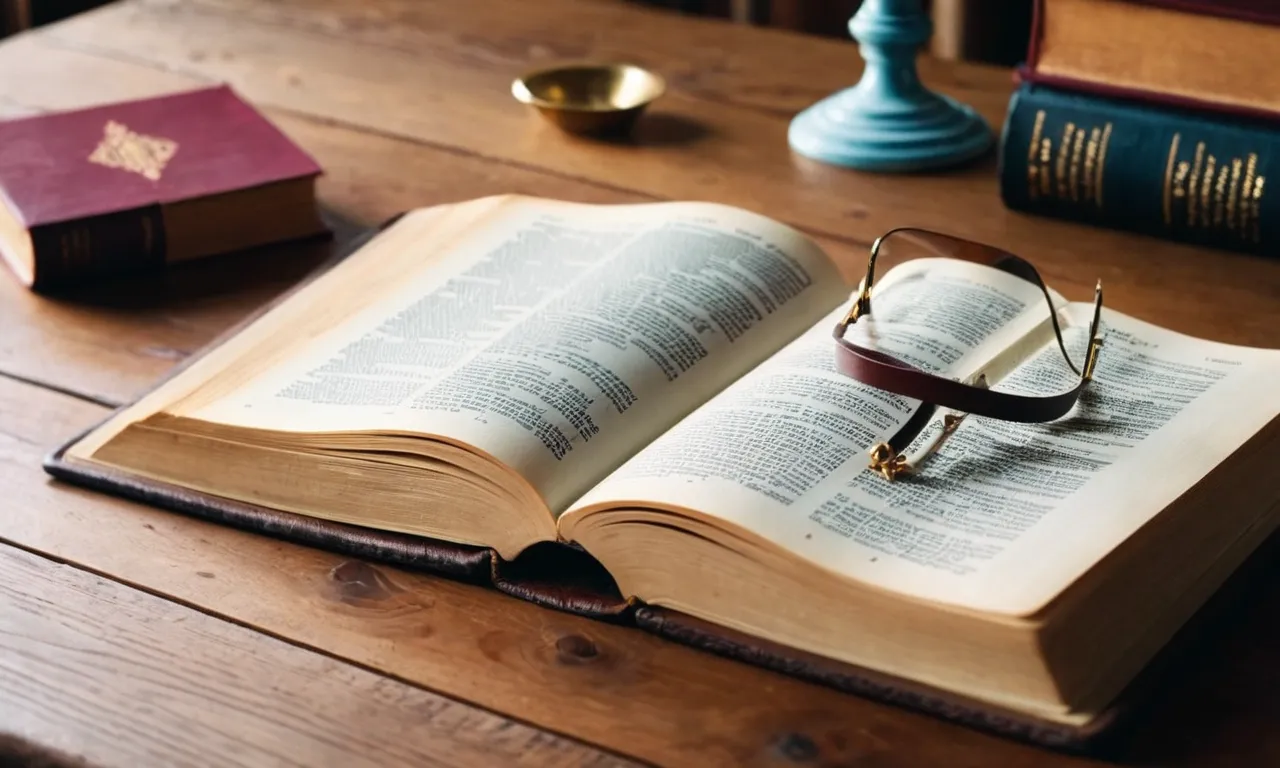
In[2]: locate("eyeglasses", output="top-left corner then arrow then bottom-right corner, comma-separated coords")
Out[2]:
832,228 -> 1104,480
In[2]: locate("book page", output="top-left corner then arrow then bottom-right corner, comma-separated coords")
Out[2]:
908,310 -> 1280,614
565,257 -> 1062,542
180,196 -> 849,513
566,259 -> 1280,615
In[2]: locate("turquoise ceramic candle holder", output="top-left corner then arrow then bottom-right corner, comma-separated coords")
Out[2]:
788,0 -> 993,172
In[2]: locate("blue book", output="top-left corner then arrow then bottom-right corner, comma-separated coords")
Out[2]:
999,83 -> 1279,255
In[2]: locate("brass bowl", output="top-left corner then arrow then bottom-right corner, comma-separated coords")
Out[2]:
512,63 -> 665,136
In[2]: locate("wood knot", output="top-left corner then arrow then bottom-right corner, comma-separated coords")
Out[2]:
328,560 -> 395,602
775,732 -> 819,763
555,634 -> 599,664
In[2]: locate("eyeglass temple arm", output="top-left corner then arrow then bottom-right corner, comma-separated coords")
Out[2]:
1083,280 -> 1104,382
1041,277 -> 1105,379
840,231 -> 887,328
842,231 -> 1105,381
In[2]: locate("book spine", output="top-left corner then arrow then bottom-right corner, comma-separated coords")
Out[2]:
1124,1 -> 1280,26
1018,69 -> 1280,127
999,84 -> 1279,255
29,205 -> 168,290
1026,1 -> 1280,122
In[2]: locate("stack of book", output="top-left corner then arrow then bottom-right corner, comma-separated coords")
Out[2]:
998,0 -> 1279,254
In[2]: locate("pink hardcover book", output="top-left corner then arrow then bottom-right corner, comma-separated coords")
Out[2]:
0,85 -> 325,291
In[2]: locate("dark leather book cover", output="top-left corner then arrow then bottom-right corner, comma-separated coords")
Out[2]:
0,84 -> 325,290
999,82 -> 1280,255
1025,0 -> 1280,122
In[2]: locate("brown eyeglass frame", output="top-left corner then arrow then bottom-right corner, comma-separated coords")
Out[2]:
832,228 -> 1104,480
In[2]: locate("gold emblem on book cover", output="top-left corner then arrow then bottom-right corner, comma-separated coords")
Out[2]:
88,120 -> 178,182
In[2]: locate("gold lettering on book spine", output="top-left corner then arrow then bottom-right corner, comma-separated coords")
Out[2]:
1068,127 -> 1086,202
1251,174 -> 1266,243
1162,133 -> 1181,226
88,120 -> 178,182
1226,157 -> 1243,231
1213,162 -> 1229,228
1172,159 -> 1190,207
1240,153 -> 1257,236
1199,155 -> 1217,228
1026,110 -> 1045,200
1038,136 -> 1053,198
1056,123 -> 1075,201
1083,126 -> 1100,205
1187,142 -> 1204,227
1094,122 -> 1112,208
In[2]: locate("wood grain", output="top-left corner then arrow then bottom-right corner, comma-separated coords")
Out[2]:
0,377 -> 1099,768
8,369 -> 1280,766
33,0 -> 1280,335
1,1 -> 1280,765
0,39 -> 650,405
0,0 -> 1272,411
0,542 -> 630,768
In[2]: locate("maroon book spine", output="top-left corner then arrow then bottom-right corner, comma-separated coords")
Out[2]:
28,207 -> 167,290
1121,0 -> 1280,24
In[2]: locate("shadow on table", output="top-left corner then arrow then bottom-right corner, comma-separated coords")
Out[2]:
42,207 -> 367,310
629,112 -> 713,147
1107,528 -> 1280,766
560,112 -> 712,148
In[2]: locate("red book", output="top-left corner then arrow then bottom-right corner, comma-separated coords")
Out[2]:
0,85 -> 325,291
1024,0 -> 1280,122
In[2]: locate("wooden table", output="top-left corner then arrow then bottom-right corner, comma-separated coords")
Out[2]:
2,1 -> 1278,766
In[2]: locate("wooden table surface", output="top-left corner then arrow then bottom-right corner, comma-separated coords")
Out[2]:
2,1 -> 1278,766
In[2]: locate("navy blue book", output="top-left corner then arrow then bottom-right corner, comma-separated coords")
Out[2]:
999,82 -> 1279,255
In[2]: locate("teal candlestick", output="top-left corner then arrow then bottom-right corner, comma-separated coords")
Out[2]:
788,0 -> 993,172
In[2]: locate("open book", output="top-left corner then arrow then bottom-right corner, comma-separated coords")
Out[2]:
54,196 -> 1280,739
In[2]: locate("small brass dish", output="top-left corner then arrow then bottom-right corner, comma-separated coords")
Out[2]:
512,63 -> 665,136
